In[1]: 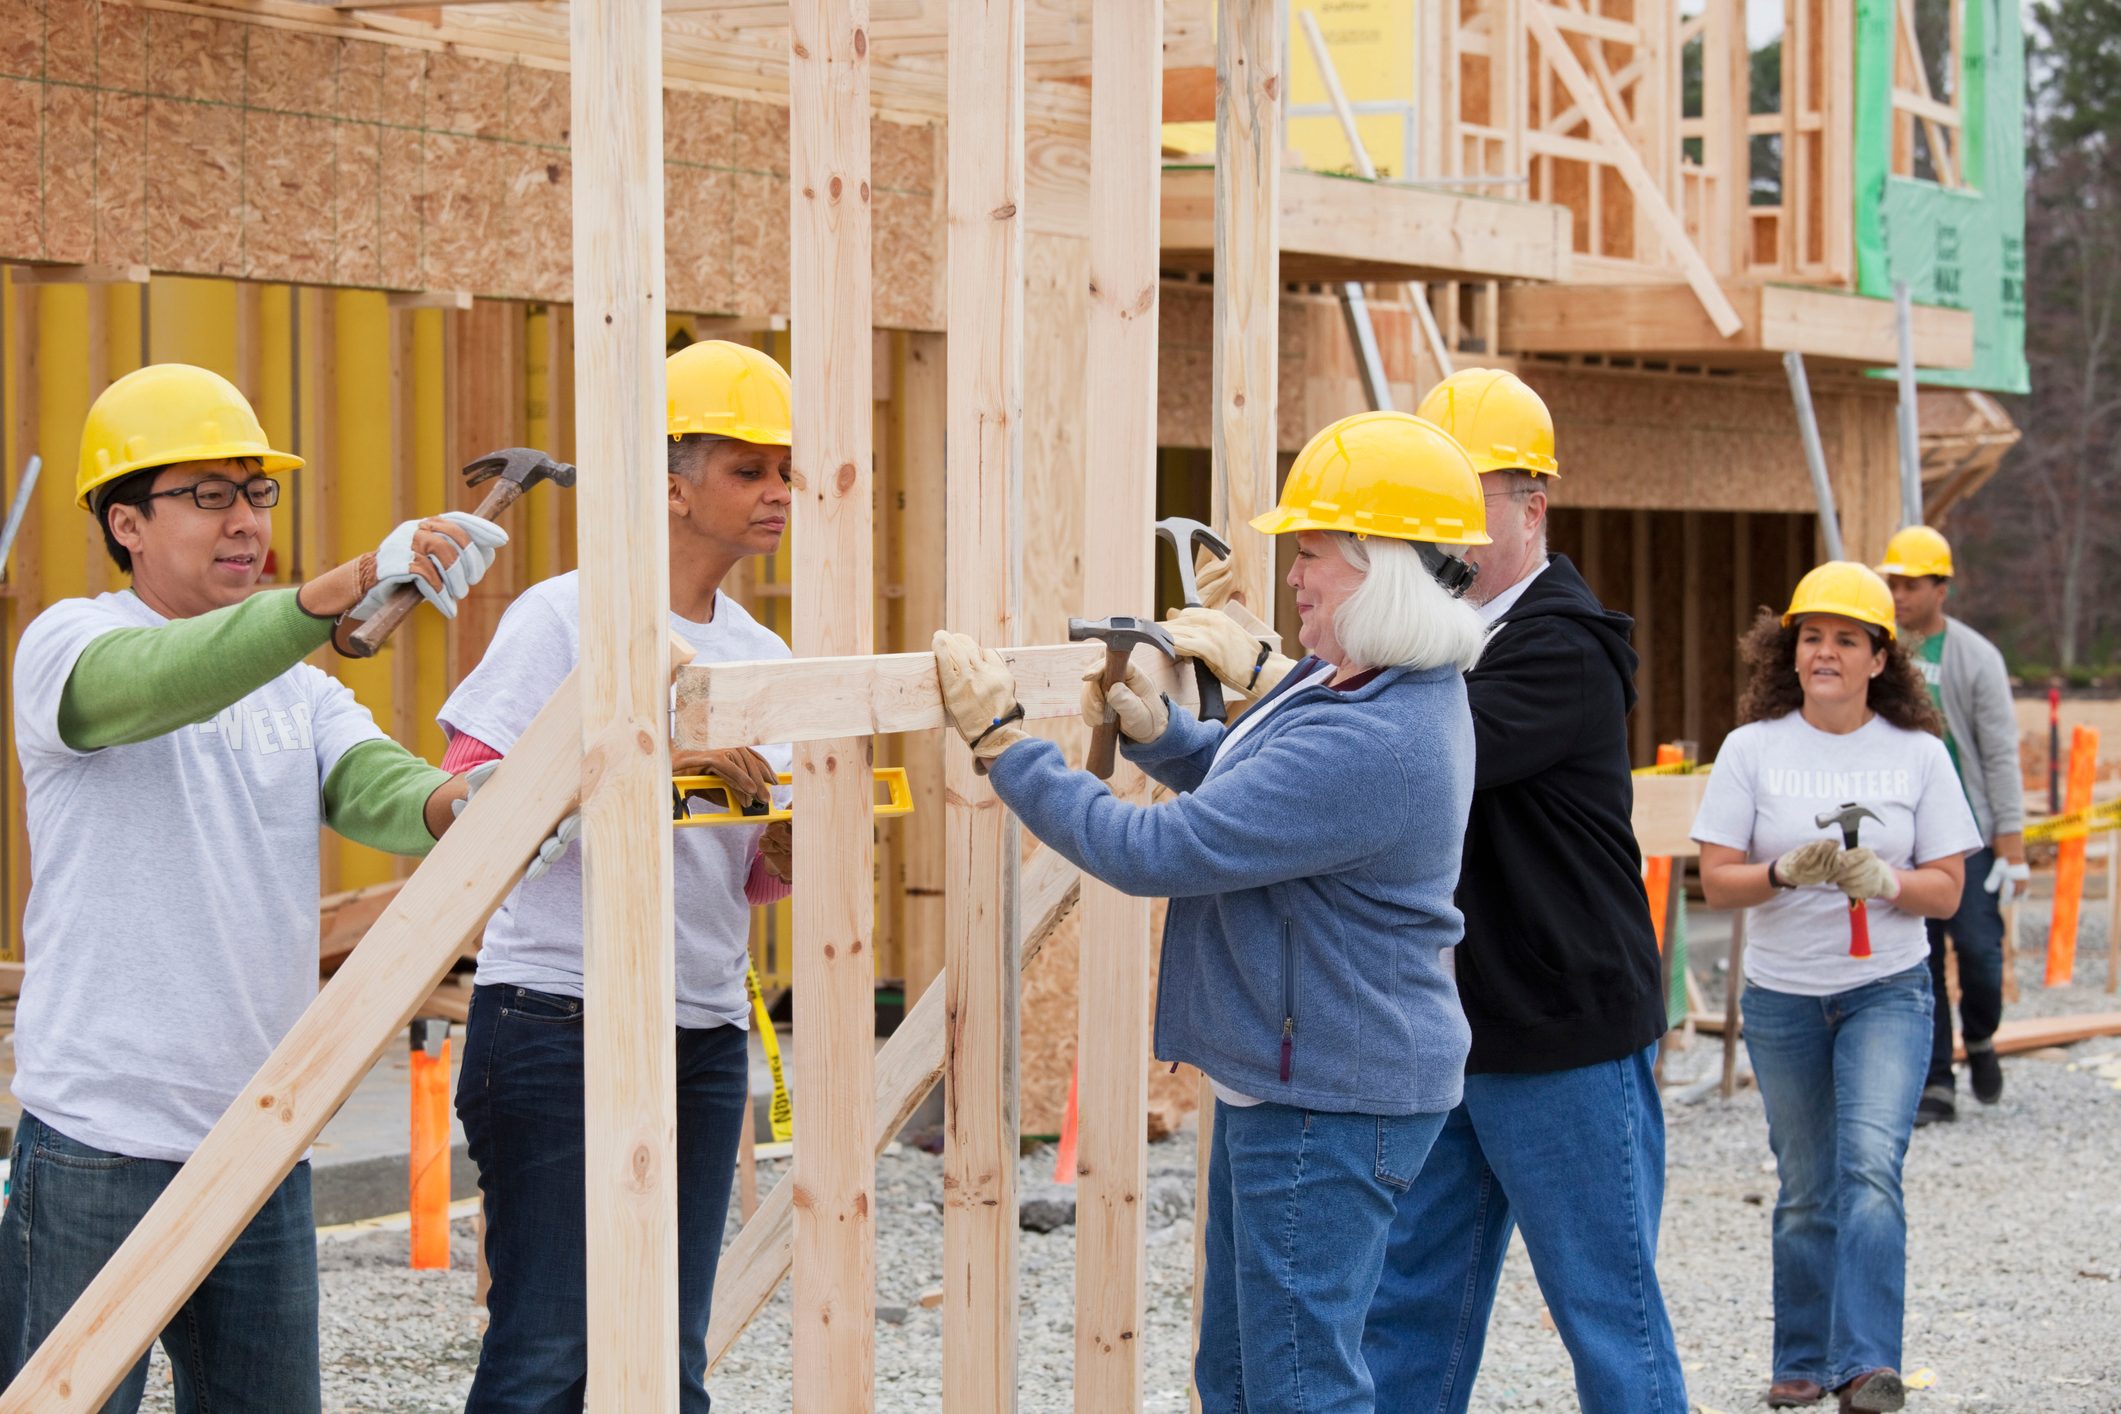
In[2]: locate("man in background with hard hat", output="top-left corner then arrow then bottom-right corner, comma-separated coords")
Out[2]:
1878,525 -> 2027,1126
442,340 -> 795,1412
1170,370 -> 1683,1412
0,363 -> 510,1411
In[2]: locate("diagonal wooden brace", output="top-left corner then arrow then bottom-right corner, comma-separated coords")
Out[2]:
706,839 -> 1082,1368
0,675 -> 587,1413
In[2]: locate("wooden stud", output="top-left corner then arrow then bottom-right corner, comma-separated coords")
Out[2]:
389,307 -> 420,879
0,683 -> 588,1412
896,331 -> 948,1010
569,0 -> 681,1400
1074,0 -> 1160,1402
943,0 -> 1021,1405
10,264 -> 149,287
790,2 -> 880,1406
386,289 -> 476,311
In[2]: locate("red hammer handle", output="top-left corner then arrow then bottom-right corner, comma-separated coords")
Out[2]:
1085,646 -> 1131,781
1848,899 -> 1872,959
341,480 -> 525,659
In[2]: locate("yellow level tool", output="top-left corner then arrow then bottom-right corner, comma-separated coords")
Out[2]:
670,767 -> 914,828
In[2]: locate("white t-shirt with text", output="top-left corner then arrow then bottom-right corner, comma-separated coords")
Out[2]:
1691,711 -> 1979,996
11,592 -> 385,1161
439,572 -> 791,1029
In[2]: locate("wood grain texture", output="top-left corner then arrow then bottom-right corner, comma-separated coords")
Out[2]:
944,0 -> 1024,1406
0,681 -> 586,1413
789,1 -> 880,1406
569,0 -> 680,1402
1074,0 -> 1160,1400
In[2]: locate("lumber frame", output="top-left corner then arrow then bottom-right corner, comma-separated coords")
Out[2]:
707,842 -> 1080,1369
569,0 -> 681,1399
0,683 -> 586,1412
1073,0 -> 1159,1401
789,1 -> 880,1405
943,0 -> 1023,1405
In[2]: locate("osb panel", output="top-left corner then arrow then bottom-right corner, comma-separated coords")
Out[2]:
666,164 -> 735,315
45,0 -> 95,86
332,120 -> 383,288
96,2 -> 146,94
729,171 -> 790,318
424,51 -> 510,140
244,110 -> 335,284
146,12 -> 246,107
378,124 -> 423,283
145,97 -> 243,274
507,64 -> 567,148
336,36 -> 383,126
93,90 -> 147,266
0,79 -> 41,259
421,131 -> 508,293
0,0 -> 41,81
246,27 -> 339,119
381,45 -> 425,121
874,188 -> 935,331
499,149 -> 570,301
40,83 -> 93,263
665,88 -> 736,169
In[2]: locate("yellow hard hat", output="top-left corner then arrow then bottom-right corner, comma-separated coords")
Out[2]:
1783,561 -> 1898,641
77,364 -> 301,510
1876,525 -> 1954,579
1414,367 -> 1559,477
1254,411 -> 1491,546
666,340 -> 793,447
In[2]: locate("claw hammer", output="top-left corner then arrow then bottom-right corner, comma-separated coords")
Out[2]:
1816,802 -> 1882,958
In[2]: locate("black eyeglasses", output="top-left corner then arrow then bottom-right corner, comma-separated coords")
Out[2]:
139,478 -> 282,511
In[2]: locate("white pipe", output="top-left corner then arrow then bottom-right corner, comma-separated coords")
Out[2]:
1893,280 -> 1924,526
1782,351 -> 1846,561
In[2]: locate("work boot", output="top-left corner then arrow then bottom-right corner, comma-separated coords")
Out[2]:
1914,1085 -> 1956,1127
1967,1040 -> 2004,1104
1767,1377 -> 1827,1406
1837,1368 -> 1906,1412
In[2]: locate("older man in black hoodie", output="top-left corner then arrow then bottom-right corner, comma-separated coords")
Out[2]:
1362,370 -> 1683,1412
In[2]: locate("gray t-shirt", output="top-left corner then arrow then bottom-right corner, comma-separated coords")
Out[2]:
439,572 -> 791,1028
1691,711 -> 1979,996
11,591 -> 385,1161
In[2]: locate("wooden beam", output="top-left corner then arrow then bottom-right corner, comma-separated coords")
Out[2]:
0,684 -> 586,1413
895,332 -> 948,1009
385,289 -> 475,311
1631,773 -> 1711,859
943,0 -> 1022,1405
1523,2 -> 1743,337
570,0 -> 680,1400
707,841 -> 1081,1370
789,1 -> 879,1406
1074,0 -> 1159,1402
9,264 -> 148,286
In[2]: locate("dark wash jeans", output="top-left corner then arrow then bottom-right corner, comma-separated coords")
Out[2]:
457,983 -> 750,1413
1925,845 -> 2006,1091
0,1110 -> 320,1413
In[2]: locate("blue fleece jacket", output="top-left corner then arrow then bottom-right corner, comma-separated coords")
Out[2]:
987,660 -> 1475,1115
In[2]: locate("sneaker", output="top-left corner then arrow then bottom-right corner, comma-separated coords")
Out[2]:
1967,1042 -> 2004,1104
1914,1085 -> 1957,1127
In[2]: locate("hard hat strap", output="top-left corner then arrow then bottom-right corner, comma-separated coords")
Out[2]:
1417,542 -> 1479,599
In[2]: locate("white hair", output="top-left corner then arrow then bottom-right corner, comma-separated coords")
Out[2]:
1329,534 -> 1486,674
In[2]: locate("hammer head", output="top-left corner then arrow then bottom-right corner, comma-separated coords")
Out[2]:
1815,801 -> 1881,846
1069,615 -> 1176,659
1155,517 -> 1230,607
462,446 -> 577,492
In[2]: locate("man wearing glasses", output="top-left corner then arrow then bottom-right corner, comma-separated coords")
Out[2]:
0,362 -> 508,1411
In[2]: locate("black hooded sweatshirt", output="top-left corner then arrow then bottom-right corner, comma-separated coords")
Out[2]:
1455,554 -> 1668,1074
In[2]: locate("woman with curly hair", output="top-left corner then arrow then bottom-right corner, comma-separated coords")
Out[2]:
1690,561 -> 1979,1414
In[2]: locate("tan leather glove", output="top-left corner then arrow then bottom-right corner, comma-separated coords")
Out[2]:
1770,838 -> 1843,888
1164,607 -> 1294,700
759,820 -> 792,882
1195,546 -> 1235,609
671,746 -> 779,808
1080,662 -> 1169,744
1831,846 -> 1901,902
932,631 -> 1028,765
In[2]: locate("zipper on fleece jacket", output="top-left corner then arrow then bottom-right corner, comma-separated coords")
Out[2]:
1279,919 -> 1296,1083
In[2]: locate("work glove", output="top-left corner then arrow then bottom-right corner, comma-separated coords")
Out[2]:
348,512 -> 509,622
1770,839 -> 1843,888
1164,607 -> 1294,700
759,820 -> 792,883
1984,854 -> 2031,908
932,631 -> 1028,766
1831,846 -> 1901,902
454,760 -> 581,882
1195,546 -> 1235,609
672,746 -> 779,810
1080,662 -> 1169,744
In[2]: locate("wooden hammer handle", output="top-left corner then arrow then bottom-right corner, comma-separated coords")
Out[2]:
1085,646 -> 1131,780
341,481 -> 525,659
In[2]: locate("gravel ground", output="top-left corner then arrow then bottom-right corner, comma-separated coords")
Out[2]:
134,898 -> 2120,1411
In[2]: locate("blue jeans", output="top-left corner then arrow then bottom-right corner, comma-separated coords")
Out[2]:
1195,1100 -> 1445,1413
1925,846 -> 2005,1090
1742,964 -> 1933,1388
0,1110 -> 320,1412
1361,1043 -> 1685,1414
457,983 -> 750,1413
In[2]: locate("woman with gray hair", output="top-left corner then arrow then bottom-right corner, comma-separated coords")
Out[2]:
931,411 -> 1488,1412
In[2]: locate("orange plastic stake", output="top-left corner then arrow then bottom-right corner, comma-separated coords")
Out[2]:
1052,1059 -> 1079,1186
1645,744 -> 1684,952
2047,725 -> 2099,987
410,1019 -> 451,1270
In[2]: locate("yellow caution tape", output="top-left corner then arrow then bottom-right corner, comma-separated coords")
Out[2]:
1631,760 -> 1712,777
2023,797 -> 2121,845
746,965 -> 794,1144
672,767 -> 914,828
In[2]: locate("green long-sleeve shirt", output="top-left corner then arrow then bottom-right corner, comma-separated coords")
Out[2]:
56,589 -> 447,856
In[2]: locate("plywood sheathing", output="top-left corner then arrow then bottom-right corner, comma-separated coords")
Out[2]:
0,0 -> 944,326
